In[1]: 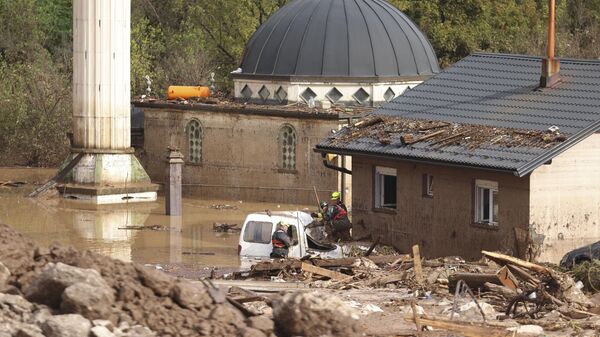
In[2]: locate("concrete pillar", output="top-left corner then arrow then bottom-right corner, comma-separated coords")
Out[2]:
59,0 -> 158,204
165,150 -> 184,216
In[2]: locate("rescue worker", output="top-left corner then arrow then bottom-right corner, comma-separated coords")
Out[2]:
271,221 -> 293,258
323,200 -> 352,241
331,191 -> 347,212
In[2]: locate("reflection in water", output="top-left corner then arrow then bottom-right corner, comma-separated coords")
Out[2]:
72,207 -> 151,262
0,167 -> 312,268
169,216 -> 182,264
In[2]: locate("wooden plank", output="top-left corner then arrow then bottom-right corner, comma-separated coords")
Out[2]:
211,280 -> 309,293
365,272 -> 404,287
506,264 -> 540,286
410,301 -> 423,337
301,262 -> 347,281
412,245 -> 424,285
448,273 -> 502,291
251,255 -> 409,272
419,122 -> 450,131
496,266 -> 518,290
365,236 -> 381,257
482,250 -> 549,275
354,117 -> 383,128
28,152 -> 85,198
402,130 -> 446,145
430,132 -> 466,146
403,316 -> 514,337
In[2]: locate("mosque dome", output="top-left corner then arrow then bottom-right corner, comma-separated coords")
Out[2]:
239,0 -> 440,78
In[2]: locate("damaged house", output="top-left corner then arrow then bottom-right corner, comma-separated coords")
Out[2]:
315,50 -> 600,263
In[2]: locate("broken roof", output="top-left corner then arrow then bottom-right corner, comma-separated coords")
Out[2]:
316,53 -> 600,176
132,97 -> 373,120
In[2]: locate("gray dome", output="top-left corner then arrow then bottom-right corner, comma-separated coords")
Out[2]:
240,0 -> 440,78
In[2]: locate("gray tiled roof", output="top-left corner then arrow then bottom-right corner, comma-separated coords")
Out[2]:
316,53 -> 600,176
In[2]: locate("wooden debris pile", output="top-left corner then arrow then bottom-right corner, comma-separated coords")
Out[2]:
242,249 -> 597,324
333,115 -> 568,149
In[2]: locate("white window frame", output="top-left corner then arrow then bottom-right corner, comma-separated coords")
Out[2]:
475,179 -> 499,225
424,174 -> 434,197
374,166 -> 397,209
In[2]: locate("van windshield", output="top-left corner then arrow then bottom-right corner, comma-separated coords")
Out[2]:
243,221 -> 273,244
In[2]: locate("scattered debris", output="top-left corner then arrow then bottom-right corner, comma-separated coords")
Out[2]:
213,223 -> 241,232
0,181 -> 27,188
221,244 -> 600,336
333,115 -> 569,149
572,260 -> 600,293
117,225 -> 172,231
210,204 -> 239,210
182,251 -> 216,256
134,96 -> 373,116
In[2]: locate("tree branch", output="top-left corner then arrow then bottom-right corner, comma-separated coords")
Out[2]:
197,20 -> 236,63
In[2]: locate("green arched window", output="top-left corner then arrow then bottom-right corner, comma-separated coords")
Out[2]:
279,124 -> 296,170
187,119 -> 202,164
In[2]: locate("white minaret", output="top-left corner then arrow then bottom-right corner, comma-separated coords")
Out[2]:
60,0 -> 157,204
73,0 -> 131,150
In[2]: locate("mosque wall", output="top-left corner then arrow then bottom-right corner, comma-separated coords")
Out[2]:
233,78 -> 423,106
140,107 -> 338,205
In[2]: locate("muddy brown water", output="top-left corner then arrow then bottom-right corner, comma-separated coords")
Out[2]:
0,167 -> 313,271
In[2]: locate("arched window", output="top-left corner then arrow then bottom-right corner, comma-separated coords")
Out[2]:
279,124 -> 297,170
187,119 -> 202,164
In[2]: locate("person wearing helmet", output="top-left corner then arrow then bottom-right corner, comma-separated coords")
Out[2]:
325,192 -> 352,241
330,191 -> 347,212
271,221 -> 293,258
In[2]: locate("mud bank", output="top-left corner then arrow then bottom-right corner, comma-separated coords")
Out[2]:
0,224 -> 362,337
0,224 -> 276,337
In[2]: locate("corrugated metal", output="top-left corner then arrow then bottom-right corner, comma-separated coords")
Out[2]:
316,53 -> 600,175
240,0 -> 439,77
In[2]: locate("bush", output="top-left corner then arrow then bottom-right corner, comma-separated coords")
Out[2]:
572,260 -> 600,293
0,54 -> 71,167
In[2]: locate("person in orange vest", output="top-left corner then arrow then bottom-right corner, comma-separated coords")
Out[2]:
331,191 -> 347,212
270,221 -> 293,258
324,196 -> 352,241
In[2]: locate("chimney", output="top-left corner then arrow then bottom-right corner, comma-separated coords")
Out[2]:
540,0 -> 560,88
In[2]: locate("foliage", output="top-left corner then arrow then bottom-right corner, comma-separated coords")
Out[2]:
3,0 -> 600,166
0,55 -> 71,166
572,260 -> 600,293
0,0 -> 72,167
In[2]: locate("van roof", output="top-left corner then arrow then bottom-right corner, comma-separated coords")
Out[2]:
252,211 -> 304,218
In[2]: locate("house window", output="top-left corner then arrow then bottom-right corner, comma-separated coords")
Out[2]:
187,119 -> 202,164
423,174 -> 434,197
279,124 -> 296,170
375,166 -> 397,209
475,180 -> 498,225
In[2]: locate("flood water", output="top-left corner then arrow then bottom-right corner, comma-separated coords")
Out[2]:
0,167 -> 312,271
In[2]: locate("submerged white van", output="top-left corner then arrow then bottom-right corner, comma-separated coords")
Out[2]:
238,211 -> 343,263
